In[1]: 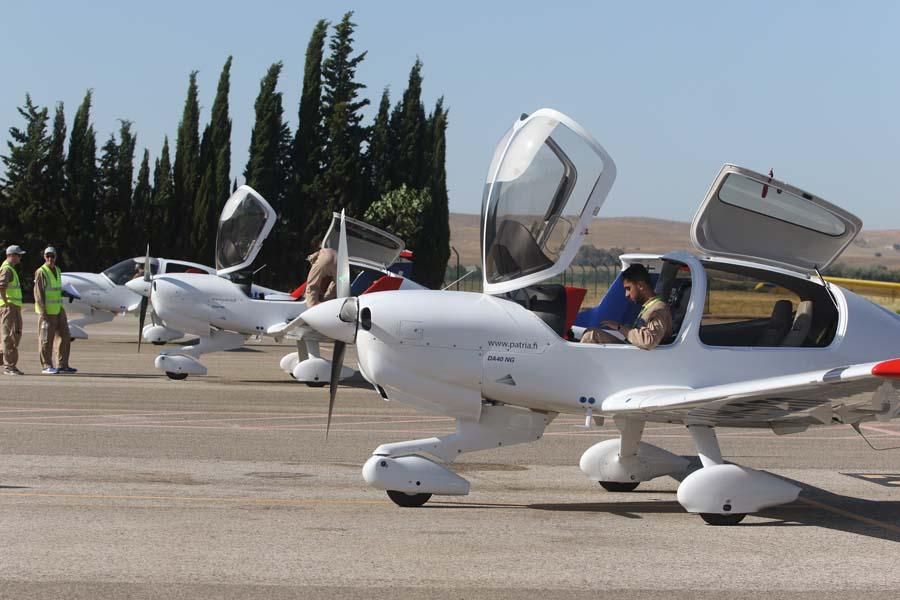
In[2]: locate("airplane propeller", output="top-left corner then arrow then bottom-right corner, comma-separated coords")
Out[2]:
137,245 -> 151,353
326,210 -> 356,439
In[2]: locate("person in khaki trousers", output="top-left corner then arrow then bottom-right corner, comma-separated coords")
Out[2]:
0,245 -> 27,375
34,246 -> 76,375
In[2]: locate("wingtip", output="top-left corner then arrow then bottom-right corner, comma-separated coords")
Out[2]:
872,359 -> 900,379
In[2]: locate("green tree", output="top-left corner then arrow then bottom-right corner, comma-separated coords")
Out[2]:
193,56 -> 232,262
411,99 -> 450,288
367,88 -> 393,200
244,62 -> 292,285
132,148 -> 151,248
95,133 -> 120,260
0,94 -> 50,253
290,19 -> 329,258
305,10 -> 370,245
45,102 -> 67,247
65,90 -> 98,269
394,58 -> 427,189
173,71 -> 201,256
149,137 -> 174,251
363,184 -> 431,243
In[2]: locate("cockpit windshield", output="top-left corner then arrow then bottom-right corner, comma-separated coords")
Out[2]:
103,258 -> 159,285
482,113 -> 610,288
215,186 -> 275,274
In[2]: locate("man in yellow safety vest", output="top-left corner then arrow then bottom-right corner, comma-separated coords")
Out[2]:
34,246 -> 75,374
0,244 -> 27,375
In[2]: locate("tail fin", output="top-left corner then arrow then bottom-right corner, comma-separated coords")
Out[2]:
290,282 -> 307,300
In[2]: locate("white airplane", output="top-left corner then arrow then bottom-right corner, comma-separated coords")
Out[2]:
294,108 -> 900,525
126,185 -> 420,381
62,257 -> 215,341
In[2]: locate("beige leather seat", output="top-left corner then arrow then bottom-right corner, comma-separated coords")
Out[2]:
781,300 -> 813,347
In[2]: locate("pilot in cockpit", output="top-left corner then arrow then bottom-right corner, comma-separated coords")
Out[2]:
581,264 -> 672,350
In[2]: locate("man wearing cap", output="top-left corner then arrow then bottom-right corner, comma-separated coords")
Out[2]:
34,246 -> 75,374
0,245 -> 26,375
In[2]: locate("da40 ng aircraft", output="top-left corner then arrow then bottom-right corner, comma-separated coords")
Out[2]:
62,257 -> 215,341
296,108 -> 900,525
126,186 -> 420,381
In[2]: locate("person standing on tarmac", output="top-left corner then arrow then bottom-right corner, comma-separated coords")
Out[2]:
34,246 -> 76,375
0,245 -> 27,375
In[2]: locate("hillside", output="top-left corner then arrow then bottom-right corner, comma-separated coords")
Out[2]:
448,214 -> 900,269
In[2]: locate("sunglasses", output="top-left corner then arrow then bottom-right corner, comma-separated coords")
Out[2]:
45,254 -> 56,258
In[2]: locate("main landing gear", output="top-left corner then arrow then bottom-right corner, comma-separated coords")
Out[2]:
155,330 -> 246,380
580,419 -> 801,525
362,403 -> 555,508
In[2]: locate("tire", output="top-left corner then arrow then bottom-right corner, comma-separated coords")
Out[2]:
700,512 -> 746,526
165,371 -> 189,381
386,490 -> 432,507
599,481 -> 640,492
305,381 -> 327,388
151,340 -> 166,346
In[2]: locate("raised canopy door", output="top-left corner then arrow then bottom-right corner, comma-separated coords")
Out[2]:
691,165 -> 862,273
215,185 -> 276,275
481,109 -> 616,295
321,213 -> 405,270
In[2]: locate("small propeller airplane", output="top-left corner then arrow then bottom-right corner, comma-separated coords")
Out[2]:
292,108 -> 900,525
61,257 -> 216,341
126,185 -> 422,381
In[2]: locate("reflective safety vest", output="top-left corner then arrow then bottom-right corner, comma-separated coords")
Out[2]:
0,260 -> 23,308
36,264 -> 62,315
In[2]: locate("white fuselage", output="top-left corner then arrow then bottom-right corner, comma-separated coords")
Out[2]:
62,272 -> 142,314
353,270 -> 900,422
151,273 -> 304,337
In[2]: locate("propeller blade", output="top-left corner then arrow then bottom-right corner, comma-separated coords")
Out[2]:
143,244 -> 151,282
336,210 -> 350,299
137,296 -> 148,353
326,340 -> 347,440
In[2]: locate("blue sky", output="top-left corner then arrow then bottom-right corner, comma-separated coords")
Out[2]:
2,1 -> 898,227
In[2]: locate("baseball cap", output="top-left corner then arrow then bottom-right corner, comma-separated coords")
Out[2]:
43,246 -> 57,256
5,245 -> 26,255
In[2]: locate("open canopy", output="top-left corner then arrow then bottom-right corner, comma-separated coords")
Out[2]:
480,109 -> 616,295
691,165 -> 862,273
321,213 -> 405,270
215,185 -> 276,275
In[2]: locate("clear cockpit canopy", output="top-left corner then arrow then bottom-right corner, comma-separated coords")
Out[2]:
215,185 -> 276,275
321,212 -> 405,270
481,109 -> 616,295
103,257 -> 159,285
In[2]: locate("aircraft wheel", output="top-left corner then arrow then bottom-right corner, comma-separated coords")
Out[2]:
700,512 -> 746,526
165,371 -> 189,381
599,481 -> 640,492
305,381 -> 327,388
386,490 -> 432,507
151,341 -> 166,346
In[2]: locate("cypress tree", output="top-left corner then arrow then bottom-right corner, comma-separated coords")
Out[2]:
115,121 -> 136,257
132,149 -> 151,248
412,98 -> 451,288
65,90 -> 98,269
96,133 -> 120,260
244,62 -> 292,286
173,71 -> 201,256
46,103 -> 67,247
0,94 -> 50,252
291,19 -> 328,257
193,56 -> 232,262
149,137 -> 174,251
367,88 -> 393,200
395,58 -> 427,189
306,10 -> 370,247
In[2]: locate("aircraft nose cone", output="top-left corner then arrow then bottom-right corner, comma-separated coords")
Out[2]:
301,298 -> 357,343
125,278 -> 150,297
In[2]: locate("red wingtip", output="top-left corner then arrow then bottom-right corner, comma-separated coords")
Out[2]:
872,359 -> 900,379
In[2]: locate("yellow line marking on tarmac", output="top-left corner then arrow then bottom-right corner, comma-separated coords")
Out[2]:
0,491 -> 387,506
797,497 -> 900,535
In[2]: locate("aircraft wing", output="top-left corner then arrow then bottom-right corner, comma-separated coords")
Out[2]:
601,359 -> 900,430
267,314 -> 306,338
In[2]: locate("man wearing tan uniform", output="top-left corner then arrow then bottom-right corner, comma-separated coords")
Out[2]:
34,246 -> 75,374
581,263 -> 673,350
304,247 -> 337,308
0,245 -> 27,375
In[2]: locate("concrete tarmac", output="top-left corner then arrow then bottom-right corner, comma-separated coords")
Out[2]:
1,311 -> 899,599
